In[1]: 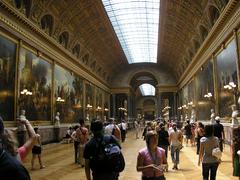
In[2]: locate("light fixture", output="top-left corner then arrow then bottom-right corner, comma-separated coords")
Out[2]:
20,89 -> 33,96
224,82 -> 236,90
86,104 -> 93,109
188,101 -> 193,106
96,106 -> 102,111
204,92 -> 213,98
56,97 -> 65,102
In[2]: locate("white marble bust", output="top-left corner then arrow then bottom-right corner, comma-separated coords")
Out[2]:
55,112 -> 60,127
210,109 -> 215,124
231,105 -> 239,126
190,107 -> 196,123
18,109 -> 27,131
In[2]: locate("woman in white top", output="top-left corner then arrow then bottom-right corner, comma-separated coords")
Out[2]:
169,123 -> 183,170
198,124 -> 220,180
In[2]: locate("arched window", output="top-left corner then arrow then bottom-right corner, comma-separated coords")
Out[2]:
97,67 -> 102,75
209,5 -> 220,26
82,54 -> 89,65
199,25 -> 208,41
193,39 -> 200,52
72,44 -> 80,58
139,84 -> 155,96
14,0 -> 21,9
59,31 -> 69,49
14,0 -> 32,17
90,61 -> 96,71
103,72 -> 106,79
188,50 -> 193,60
41,14 -> 54,36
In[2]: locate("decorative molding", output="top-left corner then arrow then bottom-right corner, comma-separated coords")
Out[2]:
156,85 -> 178,93
111,87 -> 131,95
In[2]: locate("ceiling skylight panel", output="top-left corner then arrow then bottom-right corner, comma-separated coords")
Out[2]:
102,0 -> 160,64
139,84 -> 155,96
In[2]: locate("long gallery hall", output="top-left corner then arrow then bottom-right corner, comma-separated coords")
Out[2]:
1,0 -> 240,180
24,130 -> 236,180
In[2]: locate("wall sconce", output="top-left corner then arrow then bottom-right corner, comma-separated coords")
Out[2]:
86,104 -> 93,109
224,82 -> 237,90
224,81 -> 239,107
20,89 -> 33,96
96,106 -> 102,111
204,92 -> 213,98
56,97 -> 65,102
187,101 -> 193,106
118,107 -> 127,111
104,108 -> 109,111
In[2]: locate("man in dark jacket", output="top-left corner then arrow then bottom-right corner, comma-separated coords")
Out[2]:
213,116 -> 225,152
84,120 -> 122,180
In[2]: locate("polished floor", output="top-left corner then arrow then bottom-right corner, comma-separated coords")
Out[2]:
23,130 -> 238,180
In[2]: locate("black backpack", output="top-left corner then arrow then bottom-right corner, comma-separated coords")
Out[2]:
90,135 -> 125,173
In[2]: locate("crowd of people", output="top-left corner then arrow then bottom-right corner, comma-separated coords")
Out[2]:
0,112 -> 239,180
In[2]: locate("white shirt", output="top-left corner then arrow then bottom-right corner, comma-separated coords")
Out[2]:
119,122 -> 127,130
105,124 -> 114,135
169,130 -> 182,146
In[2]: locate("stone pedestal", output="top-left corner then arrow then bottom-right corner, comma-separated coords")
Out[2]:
17,130 -> 26,147
54,127 -> 61,142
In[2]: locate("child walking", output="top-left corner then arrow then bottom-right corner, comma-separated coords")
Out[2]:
31,127 -> 45,170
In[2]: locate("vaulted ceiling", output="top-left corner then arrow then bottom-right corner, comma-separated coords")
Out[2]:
1,0 -> 229,83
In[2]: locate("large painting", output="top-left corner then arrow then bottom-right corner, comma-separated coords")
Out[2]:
18,48 -> 52,121
104,91 -> 110,120
55,64 -> 83,123
216,40 -> 238,118
85,82 -> 94,120
195,60 -> 214,120
96,87 -> 103,119
0,35 -> 16,121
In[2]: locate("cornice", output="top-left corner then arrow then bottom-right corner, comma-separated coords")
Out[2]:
156,85 -> 178,93
0,1 -> 110,92
178,0 -> 240,89
110,87 -> 131,95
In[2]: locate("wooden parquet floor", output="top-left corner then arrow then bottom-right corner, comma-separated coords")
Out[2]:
23,131 -> 239,180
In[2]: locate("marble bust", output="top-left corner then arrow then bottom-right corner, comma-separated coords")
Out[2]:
231,105 -> 239,126
190,107 -> 196,123
210,109 -> 215,124
18,109 -> 27,131
55,112 -> 60,127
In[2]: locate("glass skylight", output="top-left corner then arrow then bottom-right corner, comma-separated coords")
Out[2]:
102,0 -> 160,63
139,84 -> 155,96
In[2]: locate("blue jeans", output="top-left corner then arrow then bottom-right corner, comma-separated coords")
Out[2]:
202,163 -> 219,180
170,145 -> 180,164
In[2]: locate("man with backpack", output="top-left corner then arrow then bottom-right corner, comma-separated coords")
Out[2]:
84,120 -> 125,180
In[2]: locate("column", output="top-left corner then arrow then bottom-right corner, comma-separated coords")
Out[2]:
127,94 -> 131,119
112,94 -> 116,118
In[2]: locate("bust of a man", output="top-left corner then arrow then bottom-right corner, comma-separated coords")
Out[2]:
18,110 -> 27,131
55,112 -> 60,126
231,105 -> 239,126
210,109 -> 215,124
190,107 -> 196,123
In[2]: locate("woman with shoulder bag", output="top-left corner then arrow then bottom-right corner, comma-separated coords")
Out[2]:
198,124 -> 220,180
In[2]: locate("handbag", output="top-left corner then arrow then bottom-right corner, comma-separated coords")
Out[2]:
212,147 -> 222,159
